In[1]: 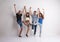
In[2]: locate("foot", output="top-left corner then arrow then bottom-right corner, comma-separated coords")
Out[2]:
26,34 -> 28,37
34,33 -> 36,36
19,35 -> 22,37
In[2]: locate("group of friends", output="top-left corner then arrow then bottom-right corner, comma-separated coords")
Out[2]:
14,4 -> 44,37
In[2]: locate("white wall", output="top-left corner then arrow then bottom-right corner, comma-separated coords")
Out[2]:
0,0 -> 60,37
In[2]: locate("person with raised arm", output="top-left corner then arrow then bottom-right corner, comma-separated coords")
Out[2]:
29,7 -> 38,36
23,6 -> 31,37
37,8 -> 44,37
14,4 -> 24,37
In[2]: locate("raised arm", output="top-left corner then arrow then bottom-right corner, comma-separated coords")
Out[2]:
37,8 -> 41,14
37,8 -> 41,18
14,4 -> 17,13
21,7 -> 24,14
42,8 -> 45,19
29,7 -> 32,15
42,8 -> 45,14
24,6 -> 27,14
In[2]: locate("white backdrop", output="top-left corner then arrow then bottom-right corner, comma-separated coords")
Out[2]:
0,0 -> 60,37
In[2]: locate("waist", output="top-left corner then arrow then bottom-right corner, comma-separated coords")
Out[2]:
25,17 -> 30,21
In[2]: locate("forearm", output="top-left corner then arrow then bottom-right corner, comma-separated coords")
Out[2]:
14,4 -> 17,13
24,6 -> 27,14
37,8 -> 41,14
42,8 -> 45,14
29,7 -> 32,15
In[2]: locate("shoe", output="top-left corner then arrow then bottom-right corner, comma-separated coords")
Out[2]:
19,35 -> 22,37
26,34 -> 28,37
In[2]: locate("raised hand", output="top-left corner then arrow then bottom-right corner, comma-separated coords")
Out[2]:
30,7 -> 32,9
24,6 -> 26,9
29,6 -> 32,14
37,8 -> 40,10
42,8 -> 45,14
14,4 -> 16,6
14,4 -> 17,13
42,8 -> 45,11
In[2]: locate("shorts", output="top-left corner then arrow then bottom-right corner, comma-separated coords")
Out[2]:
17,20 -> 22,27
24,20 -> 30,27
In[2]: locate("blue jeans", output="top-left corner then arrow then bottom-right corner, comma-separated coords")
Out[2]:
39,23 -> 42,34
33,25 -> 37,35
17,20 -> 22,27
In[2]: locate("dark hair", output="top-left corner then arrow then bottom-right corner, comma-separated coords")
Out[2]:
34,11 -> 36,13
26,12 -> 30,17
39,13 -> 44,19
26,12 -> 29,14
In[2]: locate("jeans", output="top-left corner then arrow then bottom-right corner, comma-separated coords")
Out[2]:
39,23 -> 42,34
17,20 -> 22,27
33,25 -> 37,35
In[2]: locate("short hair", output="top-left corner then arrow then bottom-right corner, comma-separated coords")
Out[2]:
34,11 -> 36,12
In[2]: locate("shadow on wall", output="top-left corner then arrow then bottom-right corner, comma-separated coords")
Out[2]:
10,12 -> 18,36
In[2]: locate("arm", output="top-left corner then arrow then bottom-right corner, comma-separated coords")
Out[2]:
42,8 -> 45,14
24,6 -> 27,14
29,7 -> 32,15
14,4 -> 17,13
37,8 -> 41,13
37,8 -> 40,18
42,8 -> 45,19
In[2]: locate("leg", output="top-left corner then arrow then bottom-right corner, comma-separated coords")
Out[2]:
32,22 -> 34,29
32,24 -> 34,29
19,22 -> 23,37
34,25 -> 37,35
19,27 -> 23,37
26,25 -> 30,37
39,24 -> 42,37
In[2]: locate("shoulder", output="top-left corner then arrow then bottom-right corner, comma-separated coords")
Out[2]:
20,14 -> 22,15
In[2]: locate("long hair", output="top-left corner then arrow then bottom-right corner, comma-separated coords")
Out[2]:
39,13 -> 44,19
26,12 -> 30,17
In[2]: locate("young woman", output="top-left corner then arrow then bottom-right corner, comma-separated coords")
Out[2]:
14,4 -> 24,37
23,6 -> 30,37
37,8 -> 44,37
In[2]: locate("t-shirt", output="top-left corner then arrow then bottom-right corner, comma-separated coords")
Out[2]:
16,13 -> 22,21
32,14 -> 38,25
38,17 -> 43,24
24,14 -> 30,21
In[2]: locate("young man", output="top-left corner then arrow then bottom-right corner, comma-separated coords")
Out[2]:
14,4 -> 24,37
29,7 -> 38,35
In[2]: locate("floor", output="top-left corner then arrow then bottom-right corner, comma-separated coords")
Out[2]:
0,35 -> 60,42
0,25 -> 60,42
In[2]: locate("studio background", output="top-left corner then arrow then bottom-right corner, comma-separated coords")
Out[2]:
0,0 -> 60,37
